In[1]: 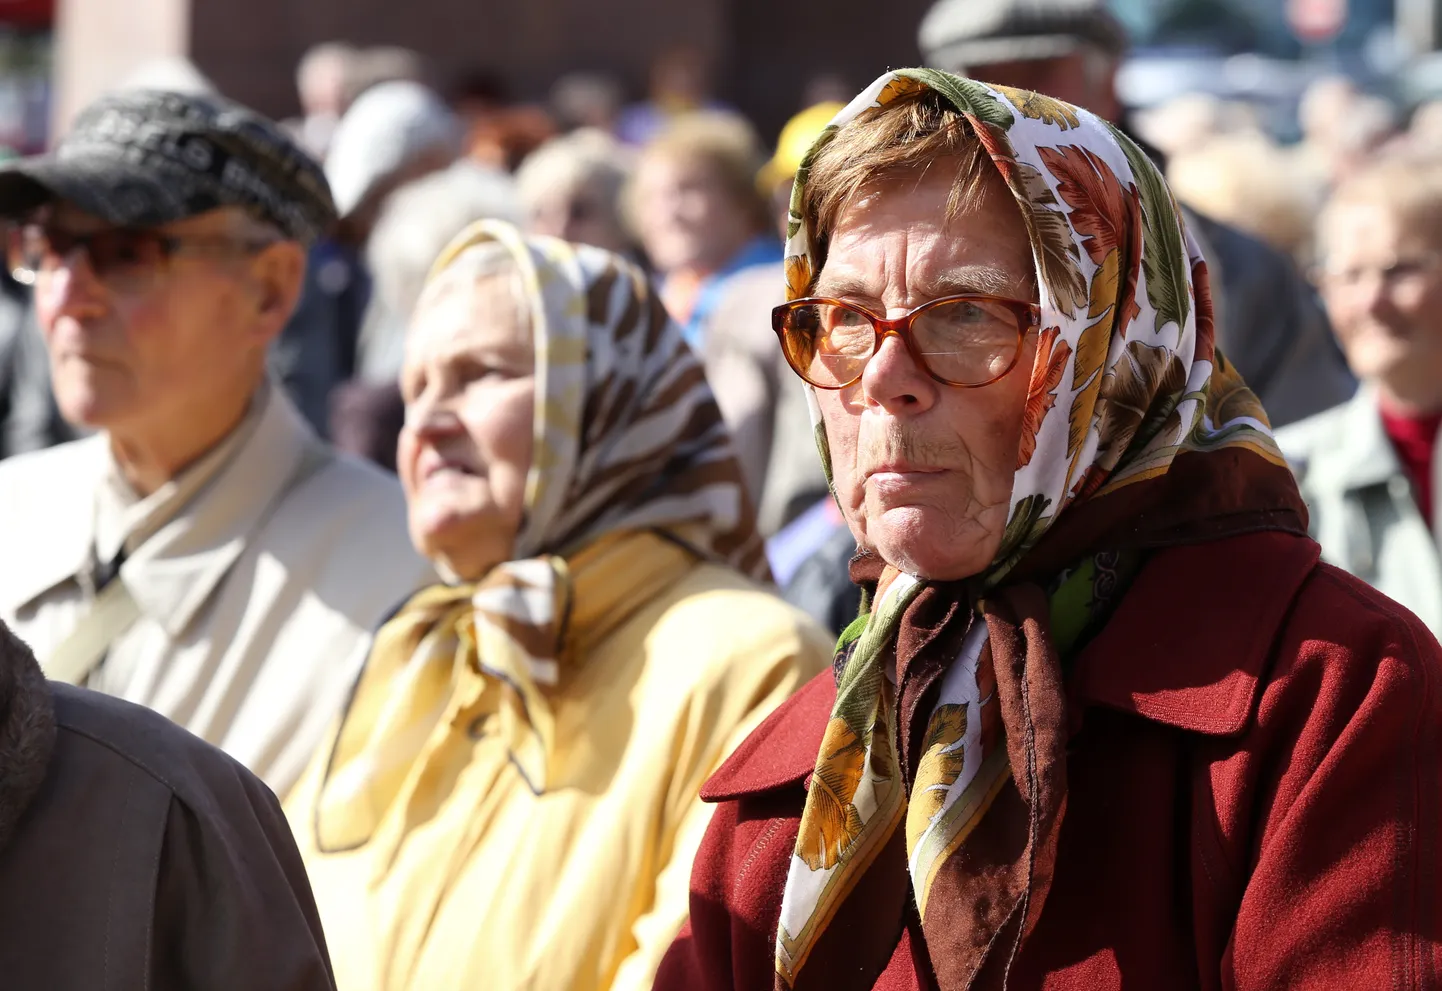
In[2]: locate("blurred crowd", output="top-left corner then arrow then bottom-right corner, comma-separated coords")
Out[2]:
0,0 -> 1441,987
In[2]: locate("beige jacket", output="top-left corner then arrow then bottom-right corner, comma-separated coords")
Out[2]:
0,386 -> 434,796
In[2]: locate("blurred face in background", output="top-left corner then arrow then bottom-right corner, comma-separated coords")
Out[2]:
399,268 -> 535,581
632,151 -> 756,275
28,203 -> 297,438
527,176 -> 631,255
1318,198 -> 1442,413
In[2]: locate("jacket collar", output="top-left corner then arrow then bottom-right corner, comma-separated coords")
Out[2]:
4,386 -> 321,639
1326,385 -> 1405,493
702,530 -> 1322,801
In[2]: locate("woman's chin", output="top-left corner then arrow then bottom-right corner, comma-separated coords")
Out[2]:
870,507 -> 998,581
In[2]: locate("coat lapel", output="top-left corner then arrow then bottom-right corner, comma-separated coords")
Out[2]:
121,387 -> 320,638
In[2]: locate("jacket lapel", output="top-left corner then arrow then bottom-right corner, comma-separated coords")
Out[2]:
121,387 -> 318,638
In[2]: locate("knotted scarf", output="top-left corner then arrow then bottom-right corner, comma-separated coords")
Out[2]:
313,221 -> 766,853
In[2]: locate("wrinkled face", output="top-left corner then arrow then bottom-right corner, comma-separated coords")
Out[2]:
398,273 -> 535,581
526,176 -> 630,254
33,204 -> 281,436
812,164 -> 1038,580
1319,200 -> 1442,400
633,152 -> 754,274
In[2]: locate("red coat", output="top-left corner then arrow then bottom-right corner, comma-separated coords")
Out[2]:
655,532 -> 1442,990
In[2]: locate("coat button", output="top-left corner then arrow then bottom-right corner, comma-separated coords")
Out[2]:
1389,475 -> 1413,501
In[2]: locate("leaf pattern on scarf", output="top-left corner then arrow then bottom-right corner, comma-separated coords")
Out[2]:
902,69 -> 1017,132
984,147 -> 1087,317
874,74 -> 929,107
995,86 -> 1082,131
905,704 -> 969,853
993,493 -> 1053,583
1207,349 -> 1271,430
1037,145 -> 1130,266
796,718 -> 869,870
1019,327 -> 1070,469
868,711 -> 895,781
785,254 -> 813,301
1111,122 -> 1191,331
1094,341 -> 1190,468
1066,250 -> 1120,460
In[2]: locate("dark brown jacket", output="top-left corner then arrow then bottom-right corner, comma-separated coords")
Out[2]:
0,622 -> 335,990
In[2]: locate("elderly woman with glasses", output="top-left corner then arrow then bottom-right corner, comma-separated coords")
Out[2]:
655,70 -> 1442,991
285,220 -> 831,991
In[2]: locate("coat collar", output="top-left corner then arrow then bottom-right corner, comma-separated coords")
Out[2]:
702,530 -> 1322,802
1326,385 -> 1405,493
3,385 -> 322,639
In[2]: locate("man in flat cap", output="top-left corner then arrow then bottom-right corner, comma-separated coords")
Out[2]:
918,0 -> 1356,428
0,89 -> 432,797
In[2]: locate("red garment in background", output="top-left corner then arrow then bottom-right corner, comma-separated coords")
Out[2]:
1380,406 -> 1442,527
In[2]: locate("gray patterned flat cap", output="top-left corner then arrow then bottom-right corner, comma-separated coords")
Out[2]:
0,89 -> 337,244
919,0 -> 1129,71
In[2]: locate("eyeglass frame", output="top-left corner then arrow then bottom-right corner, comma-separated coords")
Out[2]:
6,221 -> 279,287
771,293 -> 1044,390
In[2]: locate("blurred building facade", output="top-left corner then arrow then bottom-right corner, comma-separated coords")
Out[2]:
52,0 -> 932,143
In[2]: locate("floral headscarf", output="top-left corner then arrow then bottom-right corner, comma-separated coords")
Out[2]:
776,70 -> 1306,989
313,221 -> 765,851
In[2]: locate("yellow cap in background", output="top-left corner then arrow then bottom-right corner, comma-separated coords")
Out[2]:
757,101 -> 846,194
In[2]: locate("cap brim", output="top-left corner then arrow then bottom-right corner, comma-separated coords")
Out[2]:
925,34 -> 1087,73
0,153 -> 201,228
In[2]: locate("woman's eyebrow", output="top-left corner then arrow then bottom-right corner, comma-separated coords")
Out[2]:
811,265 -> 1022,302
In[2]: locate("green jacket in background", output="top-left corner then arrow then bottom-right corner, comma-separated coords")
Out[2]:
1275,386 -> 1442,634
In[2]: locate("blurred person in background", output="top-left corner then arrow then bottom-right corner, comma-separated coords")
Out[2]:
1409,99 -> 1442,154
341,45 -> 427,109
1278,156 -> 1442,634
287,220 -> 831,991
1167,132 -> 1322,266
0,620 -> 336,988
1131,91 -> 1258,159
629,111 -> 779,346
550,71 -> 625,133
291,41 -> 357,160
516,128 -> 636,255
276,79 -> 462,438
331,159 -> 521,471
451,69 -> 559,172
616,44 -> 731,146
0,90 -> 431,796
917,0 -> 1355,428
700,102 -> 839,523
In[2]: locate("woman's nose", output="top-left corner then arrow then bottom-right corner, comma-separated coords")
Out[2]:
858,332 -> 936,415
404,399 -> 466,442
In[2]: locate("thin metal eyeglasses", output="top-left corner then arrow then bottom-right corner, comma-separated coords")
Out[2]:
772,293 -> 1042,390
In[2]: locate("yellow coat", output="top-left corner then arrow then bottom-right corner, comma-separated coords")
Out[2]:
287,531 -> 833,991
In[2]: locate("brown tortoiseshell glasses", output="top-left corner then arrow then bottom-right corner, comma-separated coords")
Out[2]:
772,294 -> 1043,390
